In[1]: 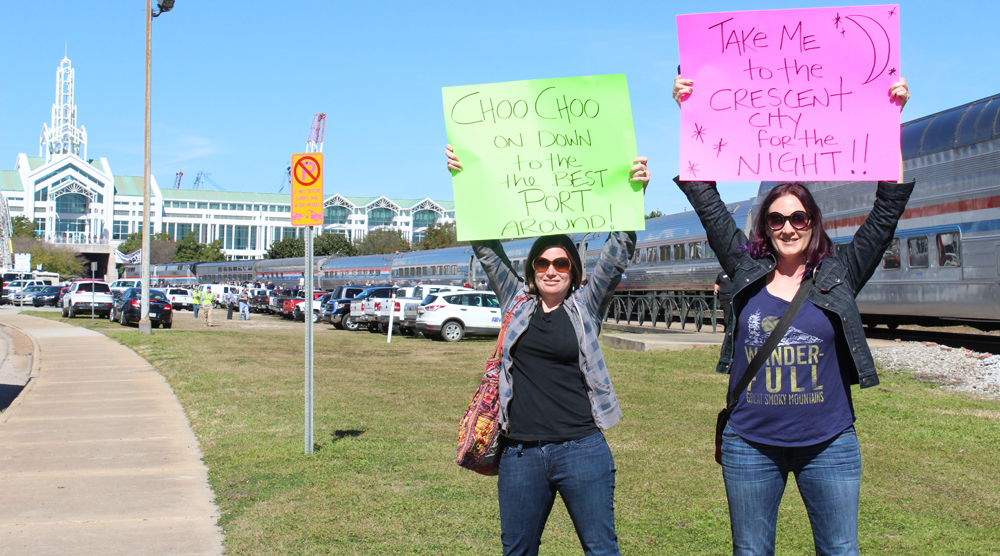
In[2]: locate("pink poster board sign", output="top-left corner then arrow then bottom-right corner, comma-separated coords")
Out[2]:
677,5 -> 900,181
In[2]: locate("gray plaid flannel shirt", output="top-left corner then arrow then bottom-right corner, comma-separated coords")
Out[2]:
472,231 -> 636,433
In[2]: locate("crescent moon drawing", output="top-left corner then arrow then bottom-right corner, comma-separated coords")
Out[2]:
844,14 -> 892,85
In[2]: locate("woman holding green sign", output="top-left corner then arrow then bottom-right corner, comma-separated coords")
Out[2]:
447,145 -> 649,556
672,76 -> 912,556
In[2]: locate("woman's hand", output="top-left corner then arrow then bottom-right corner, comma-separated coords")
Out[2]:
630,157 -> 650,193
889,78 -> 910,112
673,76 -> 693,108
446,144 -> 462,173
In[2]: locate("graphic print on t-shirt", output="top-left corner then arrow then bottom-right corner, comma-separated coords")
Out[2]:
743,309 -> 826,406
730,284 -> 854,447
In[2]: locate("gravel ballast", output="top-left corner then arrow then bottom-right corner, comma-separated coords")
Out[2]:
872,341 -> 1000,399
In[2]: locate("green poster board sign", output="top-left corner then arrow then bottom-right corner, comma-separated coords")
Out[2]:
443,74 -> 644,241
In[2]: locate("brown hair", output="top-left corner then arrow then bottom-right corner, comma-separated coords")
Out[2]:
524,235 -> 583,297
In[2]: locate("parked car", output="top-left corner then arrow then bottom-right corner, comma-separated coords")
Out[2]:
164,287 -> 194,311
323,285 -> 366,329
109,279 -> 141,297
399,284 -> 474,333
12,284 -> 48,305
110,287 -> 173,328
2,280 -> 46,304
62,280 -> 115,318
349,287 -> 396,332
32,285 -> 64,307
293,292 -> 332,322
415,291 -> 502,342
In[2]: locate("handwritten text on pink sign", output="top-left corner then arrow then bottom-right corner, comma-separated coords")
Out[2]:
678,5 -> 900,181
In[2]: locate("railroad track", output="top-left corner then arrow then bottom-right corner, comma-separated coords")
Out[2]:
864,328 -> 1000,354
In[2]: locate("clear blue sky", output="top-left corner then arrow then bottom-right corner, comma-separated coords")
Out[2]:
2,1 -> 998,214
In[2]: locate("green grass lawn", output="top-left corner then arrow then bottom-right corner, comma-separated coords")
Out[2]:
29,311 -> 1000,555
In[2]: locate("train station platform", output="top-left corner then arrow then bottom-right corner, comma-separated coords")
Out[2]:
0,313 -> 224,556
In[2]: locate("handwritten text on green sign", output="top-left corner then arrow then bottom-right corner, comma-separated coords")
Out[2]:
443,74 -> 644,241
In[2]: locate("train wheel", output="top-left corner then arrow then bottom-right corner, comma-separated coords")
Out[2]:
692,299 -> 706,332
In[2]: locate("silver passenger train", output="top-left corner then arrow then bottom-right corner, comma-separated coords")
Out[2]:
122,93 -> 1000,330
790,91 -> 1000,330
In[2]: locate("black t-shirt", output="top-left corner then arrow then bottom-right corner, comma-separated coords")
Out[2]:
507,304 -> 598,442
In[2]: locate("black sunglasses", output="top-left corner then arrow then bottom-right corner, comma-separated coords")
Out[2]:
533,257 -> 571,273
766,210 -> 811,231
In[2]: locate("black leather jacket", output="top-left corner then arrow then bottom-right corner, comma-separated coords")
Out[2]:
675,178 -> 915,389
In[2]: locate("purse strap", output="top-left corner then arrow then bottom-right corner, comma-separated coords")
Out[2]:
726,273 -> 814,410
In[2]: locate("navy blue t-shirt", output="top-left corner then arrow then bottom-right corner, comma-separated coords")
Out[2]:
728,282 -> 855,447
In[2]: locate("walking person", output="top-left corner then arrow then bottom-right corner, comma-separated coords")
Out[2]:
192,287 -> 201,319
201,286 -> 215,327
239,287 -> 250,321
672,76 -> 913,556
447,145 -> 650,556
226,288 -> 236,320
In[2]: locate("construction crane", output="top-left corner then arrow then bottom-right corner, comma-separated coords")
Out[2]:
306,113 -> 326,153
278,113 -> 326,193
192,171 -> 226,191
173,170 -> 183,189
0,193 -> 13,269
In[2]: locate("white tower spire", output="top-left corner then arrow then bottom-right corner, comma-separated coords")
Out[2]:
39,56 -> 88,161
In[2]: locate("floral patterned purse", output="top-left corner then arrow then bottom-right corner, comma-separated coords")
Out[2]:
456,293 -> 530,475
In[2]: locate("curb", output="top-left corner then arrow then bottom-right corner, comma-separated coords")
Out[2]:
0,322 -> 42,427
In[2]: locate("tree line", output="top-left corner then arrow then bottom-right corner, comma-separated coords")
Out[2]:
10,215 -> 464,277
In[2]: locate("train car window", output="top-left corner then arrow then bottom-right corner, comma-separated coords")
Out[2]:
901,118 -> 932,160
955,100 -> 989,147
936,233 -> 961,267
673,244 -> 685,260
646,247 -> 657,263
438,266 -> 444,275
660,245 -> 670,261
906,237 -> 930,268
640,249 -> 647,263
704,242 -> 715,258
975,98 -> 1000,142
881,239 -> 901,270
920,109 -> 965,155
689,242 -> 702,259
631,250 -> 640,264
421,266 -> 427,275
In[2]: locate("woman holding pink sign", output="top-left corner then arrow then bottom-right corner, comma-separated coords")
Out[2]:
673,75 -> 912,556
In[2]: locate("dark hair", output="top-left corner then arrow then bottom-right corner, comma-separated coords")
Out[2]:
524,235 -> 583,297
746,183 -> 834,270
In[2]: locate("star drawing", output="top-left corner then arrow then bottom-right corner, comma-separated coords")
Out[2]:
713,138 -> 727,157
888,67 -> 897,77
888,7 -> 897,17
833,13 -> 841,28
686,161 -> 699,177
840,29 -> 846,37
692,123 -> 707,143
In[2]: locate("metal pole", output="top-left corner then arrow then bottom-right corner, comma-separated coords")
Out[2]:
139,0 -> 152,335
304,226 -> 314,454
386,290 -> 395,343
91,263 -> 96,324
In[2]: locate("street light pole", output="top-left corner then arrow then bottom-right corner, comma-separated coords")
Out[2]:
139,0 -> 154,334
140,0 -> 174,335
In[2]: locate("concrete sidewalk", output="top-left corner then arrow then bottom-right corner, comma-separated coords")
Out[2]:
0,314 -> 224,555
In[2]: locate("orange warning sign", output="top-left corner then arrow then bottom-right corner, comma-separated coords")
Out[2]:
291,152 -> 323,226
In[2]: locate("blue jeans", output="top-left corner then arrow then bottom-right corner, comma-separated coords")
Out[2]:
497,432 -> 619,556
239,302 -> 249,320
193,304 -> 199,318
721,424 -> 861,556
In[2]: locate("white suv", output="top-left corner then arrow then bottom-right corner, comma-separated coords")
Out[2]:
415,291 -> 501,342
